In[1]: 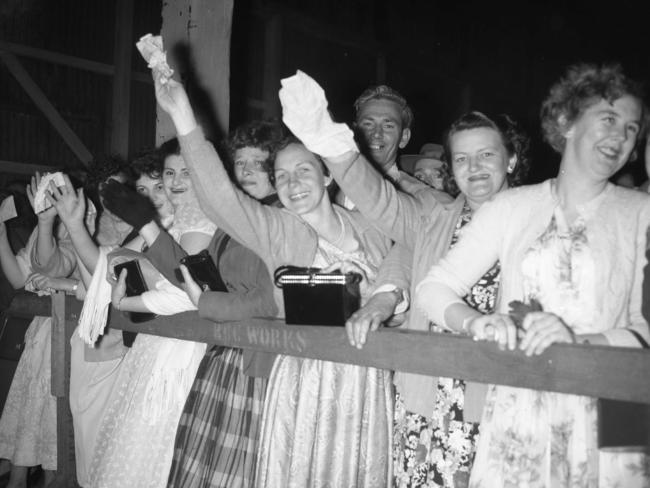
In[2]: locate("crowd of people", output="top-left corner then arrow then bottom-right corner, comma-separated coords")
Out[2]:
0,57 -> 649,488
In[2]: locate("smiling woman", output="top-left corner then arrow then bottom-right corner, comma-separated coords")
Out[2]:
416,63 -> 650,487
153,71 -> 394,487
224,118 -> 285,201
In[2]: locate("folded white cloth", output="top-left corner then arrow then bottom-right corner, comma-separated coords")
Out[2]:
279,70 -> 357,158
78,246 -> 115,345
136,33 -> 174,84
140,278 -> 205,423
0,196 -> 16,222
33,172 -> 65,214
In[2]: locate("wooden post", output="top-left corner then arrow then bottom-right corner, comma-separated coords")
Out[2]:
50,293 -> 80,488
157,0 -> 234,144
110,0 -> 134,158
262,13 -> 282,119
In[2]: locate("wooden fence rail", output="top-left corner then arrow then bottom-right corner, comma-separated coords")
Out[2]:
4,292 -> 650,486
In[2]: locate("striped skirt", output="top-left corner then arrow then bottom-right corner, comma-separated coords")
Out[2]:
167,346 -> 268,488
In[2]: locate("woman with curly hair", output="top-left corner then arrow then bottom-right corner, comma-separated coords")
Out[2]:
416,63 -> 649,487
342,111 -> 532,487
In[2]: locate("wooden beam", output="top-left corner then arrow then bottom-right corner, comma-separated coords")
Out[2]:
50,293 -> 80,487
158,0 -> 233,143
0,52 -> 94,166
110,0 -> 134,157
92,301 -> 650,404
0,160 -> 62,176
0,40 -> 152,84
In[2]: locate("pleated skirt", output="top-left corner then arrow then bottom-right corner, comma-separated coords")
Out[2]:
167,347 -> 268,488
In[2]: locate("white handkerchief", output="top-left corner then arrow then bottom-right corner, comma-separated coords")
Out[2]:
136,33 -> 174,83
279,70 -> 357,158
33,172 -> 65,214
0,196 -> 17,222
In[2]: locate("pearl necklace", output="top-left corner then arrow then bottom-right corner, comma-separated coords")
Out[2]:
327,212 -> 346,248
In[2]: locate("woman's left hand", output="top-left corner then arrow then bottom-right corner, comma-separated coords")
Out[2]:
519,311 -> 575,356
179,264 -> 202,307
47,175 -> 86,229
111,269 -> 128,310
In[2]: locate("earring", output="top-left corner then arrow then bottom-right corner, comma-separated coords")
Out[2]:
507,164 -> 515,174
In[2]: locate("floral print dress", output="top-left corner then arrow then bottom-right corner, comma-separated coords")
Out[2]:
469,206 -> 600,488
394,202 -> 500,487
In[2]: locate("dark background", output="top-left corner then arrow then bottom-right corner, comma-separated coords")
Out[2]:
2,0 -> 649,184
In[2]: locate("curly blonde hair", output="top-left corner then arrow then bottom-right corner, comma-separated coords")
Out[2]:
540,63 -> 647,154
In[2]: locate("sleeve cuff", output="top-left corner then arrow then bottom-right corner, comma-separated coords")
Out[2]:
602,327 -> 650,348
373,284 -> 409,314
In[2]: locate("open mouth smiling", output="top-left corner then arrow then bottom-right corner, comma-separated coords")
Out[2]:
597,144 -> 621,160
467,174 -> 490,182
289,191 -> 309,201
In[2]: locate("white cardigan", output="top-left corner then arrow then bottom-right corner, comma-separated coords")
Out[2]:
416,179 -> 650,347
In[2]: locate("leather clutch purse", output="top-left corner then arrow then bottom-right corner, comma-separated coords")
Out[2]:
274,266 -> 361,326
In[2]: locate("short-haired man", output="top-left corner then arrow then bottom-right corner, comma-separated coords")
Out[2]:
353,85 -> 413,181
346,85 -> 452,206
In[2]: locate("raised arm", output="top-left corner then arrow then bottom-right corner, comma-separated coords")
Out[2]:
26,172 -> 60,271
278,70 -> 444,248
47,175 -> 100,273
154,74 -> 313,265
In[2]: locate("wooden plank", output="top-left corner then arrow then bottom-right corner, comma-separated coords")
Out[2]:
0,160 -> 62,176
98,301 -> 650,404
0,40 -> 151,84
0,51 -> 94,166
50,293 -> 80,488
110,0 -> 134,157
158,0 -> 233,143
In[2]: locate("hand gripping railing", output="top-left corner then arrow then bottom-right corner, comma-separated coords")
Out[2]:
5,292 -> 649,486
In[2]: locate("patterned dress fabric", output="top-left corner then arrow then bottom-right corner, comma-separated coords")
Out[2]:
88,206 -> 214,488
167,347 -> 267,488
0,231 -> 56,470
255,237 -> 394,488
394,202 -> 499,487
0,316 -> 56,470
468,207 -> 622,488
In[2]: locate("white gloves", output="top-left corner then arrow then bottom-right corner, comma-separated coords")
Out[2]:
279,70 -> 358,159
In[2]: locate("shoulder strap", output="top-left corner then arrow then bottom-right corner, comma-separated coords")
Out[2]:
215,234 -> 231,267
629,329 -> 650,349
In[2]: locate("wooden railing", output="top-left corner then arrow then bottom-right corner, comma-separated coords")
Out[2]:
3,292 -> 650,486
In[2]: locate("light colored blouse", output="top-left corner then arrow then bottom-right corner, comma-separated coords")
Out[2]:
415,180 -> 650,348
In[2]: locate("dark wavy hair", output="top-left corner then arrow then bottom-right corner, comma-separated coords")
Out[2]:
441,111 -> 531,197
157,137 -> 181,161
223,118 -> 287,173
129,147 -> 165,181
353,85 -> 414,130
540,63 -> 647,154
84,155 -> 131,209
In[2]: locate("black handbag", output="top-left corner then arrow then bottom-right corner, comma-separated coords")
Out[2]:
274,266 -> 361,326
598,330 -> 649,448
